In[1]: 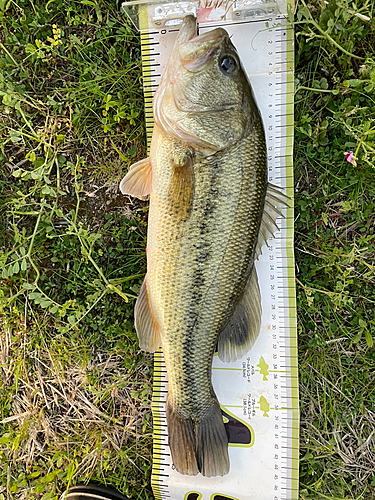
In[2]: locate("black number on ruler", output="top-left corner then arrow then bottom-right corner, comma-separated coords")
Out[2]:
186,494 -> 240,500
212,496 -> 240,500
185,494 -> 200,500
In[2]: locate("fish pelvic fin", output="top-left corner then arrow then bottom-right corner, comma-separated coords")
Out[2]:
254,183 -> 290,259
134,275 -> 161,353
167,397 -> 229,477
119,157 -> 152,200
217,266 -> 261,363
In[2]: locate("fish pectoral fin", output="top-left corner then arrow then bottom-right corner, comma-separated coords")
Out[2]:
217,267 -> 262,362
168,150 -> 195,219
134,275 -> 161,353
119,157 -> 152,200
254,183 -> 291,260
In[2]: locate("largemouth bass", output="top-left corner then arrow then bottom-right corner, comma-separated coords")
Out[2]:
120,15 -> 288,478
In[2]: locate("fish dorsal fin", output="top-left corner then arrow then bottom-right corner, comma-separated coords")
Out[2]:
217,267 -> 261,363
119,157 -> 152,200
134,275 -> 161,353
254,183 -> 290,260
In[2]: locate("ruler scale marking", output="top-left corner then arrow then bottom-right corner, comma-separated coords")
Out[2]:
127,3 -> 298,499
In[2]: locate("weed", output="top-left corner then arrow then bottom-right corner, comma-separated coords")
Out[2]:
0,0 -> 152,498
295,0 -> 375,497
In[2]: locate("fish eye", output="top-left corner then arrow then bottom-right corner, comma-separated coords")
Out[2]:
219,55 -> 237,75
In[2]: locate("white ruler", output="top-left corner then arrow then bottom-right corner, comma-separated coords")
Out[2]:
122,3 -> 297,499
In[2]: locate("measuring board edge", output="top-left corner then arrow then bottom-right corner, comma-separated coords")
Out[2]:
282,17 -> 298,499
135,9 -> 299,499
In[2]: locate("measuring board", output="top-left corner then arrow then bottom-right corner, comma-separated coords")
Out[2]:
121,2 -> 297,499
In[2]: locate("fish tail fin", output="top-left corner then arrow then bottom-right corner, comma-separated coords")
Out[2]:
195,402 -> 230,477
166,396 -> 199,476
166,396 -> 229,477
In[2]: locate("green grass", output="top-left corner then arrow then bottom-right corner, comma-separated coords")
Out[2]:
0,0 -> 374,499
0,1 -> 152,498
295,0 -> 375,498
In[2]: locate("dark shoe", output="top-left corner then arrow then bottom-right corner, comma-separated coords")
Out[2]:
61,482 -> 132,500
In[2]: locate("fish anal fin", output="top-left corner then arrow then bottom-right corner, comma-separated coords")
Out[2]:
217,267 -> 261,363
134,276 -> 161,353
254,183 -> 290,260
119,157 -> 152,200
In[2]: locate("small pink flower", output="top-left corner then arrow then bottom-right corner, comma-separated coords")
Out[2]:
343,151 -> 357,166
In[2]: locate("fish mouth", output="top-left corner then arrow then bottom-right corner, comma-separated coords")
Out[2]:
176,14 -> 198,44
178,16 -> 228,71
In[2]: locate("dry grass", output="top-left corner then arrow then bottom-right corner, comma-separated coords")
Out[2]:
0,321 -> 153,498
299,342 -> 375,499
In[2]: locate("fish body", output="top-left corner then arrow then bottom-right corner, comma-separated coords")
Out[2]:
120,15 -> 288,477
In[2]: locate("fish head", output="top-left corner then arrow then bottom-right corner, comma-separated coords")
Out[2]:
153,15 -> 257,153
